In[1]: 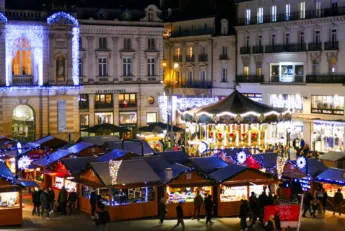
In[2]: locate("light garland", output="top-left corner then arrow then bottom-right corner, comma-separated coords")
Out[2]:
158,96 -> 168,123
0,13 -> 7,23
5,24 -> 44,86
18,156 -> 32,170
0,85 -> 83,92
296,156 -> 307,170
46,12 -> 79,27
276,156 -> 287,179
236,151 -> 247,164
109,160 -> 122,185
177,97 -> 218,111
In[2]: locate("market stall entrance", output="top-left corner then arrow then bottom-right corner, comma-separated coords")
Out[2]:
12,105 -> 35,141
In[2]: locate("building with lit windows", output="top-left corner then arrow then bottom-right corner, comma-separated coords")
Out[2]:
0,1 -> 165,141
235,0 -> 345,152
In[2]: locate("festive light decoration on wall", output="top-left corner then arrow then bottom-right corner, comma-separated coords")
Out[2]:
198,142 -> 208,154
300,176 -> 311,191
0,13 -> 7,23
177,98 -> 219,111
158,96 -> 168,123
276,156 -> 287,179
236,151 -> 247,164
109,160 -> 122,185
18,156 -> 32,170
47,12 -> 79,27
296,156 -> 307,170
0,85 -> 83,92
5,24 -> 44,86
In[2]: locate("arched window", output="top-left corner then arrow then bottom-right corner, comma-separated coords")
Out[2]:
148,9 -> 154,22
12,38 -> 32,76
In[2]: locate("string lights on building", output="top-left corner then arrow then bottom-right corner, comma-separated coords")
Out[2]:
109,160 -> 122,185
0,85 -> 83,92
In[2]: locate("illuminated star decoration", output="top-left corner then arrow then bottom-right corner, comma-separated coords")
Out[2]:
296,156 -> 307,170
198,142 -> 208,154
109,160 -> 122,185
236,151 -> 247,164
18,156 -> 32,170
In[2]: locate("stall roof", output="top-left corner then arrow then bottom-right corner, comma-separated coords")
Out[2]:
90,159 -> 161,186
0,161 -> 14,179
62,156 -> 98,177
224,148 -> 251,161
253,153 -> 278,169
34,136 -> 68,149
308,159 -> 328,178
141,156 -> 171,175
0,161 -> 38,187
159,163 -> 190,183
153,151 -> 189,164
4,142 -> 41,157
105,140 -> 154,155
315,168 -> 345,186
77,136 -> 120,146
189,157 -> 228,174
209,164 -> 247,182
97,149 -> 137,162
319,152 -> 345,162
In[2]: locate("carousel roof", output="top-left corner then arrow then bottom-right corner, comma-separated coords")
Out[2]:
182,90 -> 292,124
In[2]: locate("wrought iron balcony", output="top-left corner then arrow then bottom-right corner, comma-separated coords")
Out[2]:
324,41 -> 339,50
12,76 -> 33,85
270,75 -> 304,83
306,75 -> 345,83
240,47 -> 251,54
252,46 -> 264,54
185,55 -> 195,62
198,54 -> 208,62
265,43 -> 307,53
236,75 -> 264,83
219,54 -> 229,60
173,55 -> 182,62
177,81 -> 213,89
308,42 -> 322,51
95,103 -> 113,109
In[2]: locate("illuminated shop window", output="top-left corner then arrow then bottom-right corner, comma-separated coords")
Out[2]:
12,38 -> 32,76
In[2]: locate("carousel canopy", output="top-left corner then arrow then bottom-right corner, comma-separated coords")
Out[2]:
182,90 -> 292,124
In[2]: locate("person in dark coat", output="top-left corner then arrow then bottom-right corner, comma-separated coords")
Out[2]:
58,186 -> 68,216
334,188 -> 344,215
302,191 -> 314,217
267,193 -> 274,206
265,215 -> 275,231
90,188 -> 97,218
171,202 -> 185,231
158,197 -> 167,224
40,188 -> 50,219
322,190 -> 328,213
32,187 -> 41,216
248,197 -> 265,229
68,188 -> 78,214
204,195 -> 214,225
274,211 -> 282,231
48,187 -> 55,214
239,200 -> 249,231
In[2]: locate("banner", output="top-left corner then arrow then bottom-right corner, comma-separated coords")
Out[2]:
264,205 -> 300,222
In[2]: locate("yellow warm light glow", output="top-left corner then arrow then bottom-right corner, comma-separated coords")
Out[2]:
173,63 -> 179,69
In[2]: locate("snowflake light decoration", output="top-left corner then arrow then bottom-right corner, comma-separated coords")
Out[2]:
236,151 -> 247,164
18,156 -> 32,170
296,156 -> 307,170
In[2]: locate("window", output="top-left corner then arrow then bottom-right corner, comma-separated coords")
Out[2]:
246,36 -> 250,47
256,65 -> 262,76
124,38 -> 131,49
271,34 -> 275,46
242,93 -> 262,103
187,71 -> 193,84
316,1 -> 321,16
119,112 -> 137,124
245,9 -> 251,25
300,2 -> 305,19
331,29 -> 337,43
285,4 -> 290,20
123,58 -> 132,76
221,20 -> 228,34
270,62 -> 304,83
269,94 -> 303,112
221,68 -> 227,82
147,58 -> 155,76
315,31 -> 321,43
79,94 -> 89,109
272,5 -> 277,22
118,93 -> 137,108
95,112 -> 113,125
176,48 -> 181,57
12,38 -> 32,76
79,37 -> 83,49
98,37 -> 107,49
244,66 -> 249,76
312,61 -> 320,75
204,23 -> 207,31
98,58 -> 108,76
332,0 -> 338,10
78,58 -> 83,77
257,7 -> 263,23
80,115 -> 89,127
148,10 -> 154,22
258,35 -> 262,46
146,112 -> 157,124
188,47 -> 193,57
300,32 -> 305,44
285,33 -> 290,45
329,58 -> 337,73
222,46 -> 228,56
148,38 -> 155,49
95,94 -> 113,109
200,70 -> 206,83
311,95 -> 344,115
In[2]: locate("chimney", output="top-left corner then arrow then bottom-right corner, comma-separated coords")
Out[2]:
165,168 -> 173,180
0,0 -> 5,13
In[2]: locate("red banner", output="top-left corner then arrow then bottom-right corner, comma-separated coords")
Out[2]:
264,205 -> 300,222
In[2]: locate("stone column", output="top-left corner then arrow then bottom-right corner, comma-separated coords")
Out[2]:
113,94 -> 119,125
112,37 -> 119,80
48,33 -> 55,84
136,37 -> 141,79
66,33 -> 73,85
87,36 -> 95,80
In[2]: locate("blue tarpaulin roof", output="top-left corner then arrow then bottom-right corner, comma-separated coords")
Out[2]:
106,140 -> 154,155
0,161 -> 14,179
253,153 -> 278,169
189,157 -> 228,174
4,142 -> 40,157
315,168 -> 345,186
97,149 -> 134,162
209,164 -> 247,182
62,156 -> 98,177
154,151 -> 189,164
308,158 -> 328,178
0,162 -> 38,187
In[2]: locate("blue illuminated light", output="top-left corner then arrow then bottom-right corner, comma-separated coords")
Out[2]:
0,85 -> 83,92
47,12 -> 79,27
0,13 -> 7,23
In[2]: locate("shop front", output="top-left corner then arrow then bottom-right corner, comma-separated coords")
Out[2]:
119,111 -> 138,138
312,120 -> 345,153
210,164 -> 279,217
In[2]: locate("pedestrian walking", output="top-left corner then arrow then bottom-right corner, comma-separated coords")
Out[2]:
171,202 -> 185,231
90,188 -> 97,218
191,191 -> 203,220
239,199 -> 249,231
274,211 -> 282,231
96,204 -> 110,231
68,188 -> 78,214
265,215 -> 276,231
311,199 -> 318,217
302,191 -> 314,218
248,197 -> 264,229
48,187 -> 55,214
32,187 -> 41,216
40,188 -> 50,220
58,186 -> 68,216
158,197 -> 167,224
204,195 -> 214,225
333,189 -> 343,216
322,190 -> 328,214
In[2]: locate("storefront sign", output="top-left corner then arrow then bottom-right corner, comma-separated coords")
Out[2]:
95,89 -> 126,94
264,205 -> 300,222
57,100 -> 66,132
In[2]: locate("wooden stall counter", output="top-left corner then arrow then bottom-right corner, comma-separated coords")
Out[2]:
218,201 -> 241,217
107,201 -> 157,221
0,206 -> 22,226
0,179 -> 23,226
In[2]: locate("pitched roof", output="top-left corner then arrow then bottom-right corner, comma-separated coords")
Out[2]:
97,150 -> 134,162
77,136 -> 120,146
307,159 -> 328,178
0,161 -> 15,179
106,140 -> 154,155
34,136 -> 68,149
189,157 -> 228,174
62,156 -> 98,177
209,164 -> 247,182
315,168 -> 345,186
158,163 -> 190,183
154,151 -> 189,164
90,159 -> 161,186
319,152 -> 345,162
253,153 -> 278,169
3,142 -> 41,157
142,156 -> 171,175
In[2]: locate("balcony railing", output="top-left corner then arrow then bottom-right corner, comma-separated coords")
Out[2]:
219,54 -> 229,60
240,47 -> 251,54
237,7 -> 345,26
170,28 -> 215,37
265,43 -> 307,53
198,54 -> 208,62
12,76 -> 33,85
306,75 -> 345,83
236,75 -> 264,83
324,41 -> 339,50
308,42 -> 322,51
252,46 -> 264,54
270,75 -> 304,83
95,103 -> 113,109
176,81 -> 213,89
173,55 -> 182,62
185,55 -> 195,62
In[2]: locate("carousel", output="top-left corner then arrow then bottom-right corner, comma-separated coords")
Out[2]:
181,90 -> 293,155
